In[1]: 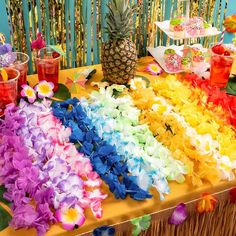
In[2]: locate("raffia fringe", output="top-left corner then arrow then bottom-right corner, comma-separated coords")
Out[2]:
80,190 -> 236,236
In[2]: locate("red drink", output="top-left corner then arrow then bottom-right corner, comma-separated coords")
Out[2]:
0,68 -> 19,117
35,47 -> 61,91
8,52 -> 29,95
210,45 -> 235,88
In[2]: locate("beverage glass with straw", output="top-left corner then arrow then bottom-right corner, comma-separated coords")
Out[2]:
0,68 -> 19,117
8,52 -> 29,93
34,47 -> 61,92
210,29 -> 235,88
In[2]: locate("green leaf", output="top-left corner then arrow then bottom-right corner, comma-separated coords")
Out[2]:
131,214 -> 151,236
139,215 -> 151,230
132,226 -> 141,236
0,186 -> 11,207
101,78 -> 109,82
48,45 -> 66,57
0,204 -> 11,231
226,75 -> 236,95
52,83 -> 71,101
113,89 -> 122,98
135,76 -> 151,87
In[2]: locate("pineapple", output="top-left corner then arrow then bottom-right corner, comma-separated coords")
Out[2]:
101,0 -> 137,84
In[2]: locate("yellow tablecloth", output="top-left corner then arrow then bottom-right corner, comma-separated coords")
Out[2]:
1,57 -> 236,236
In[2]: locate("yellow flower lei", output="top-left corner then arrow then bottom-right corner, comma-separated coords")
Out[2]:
130,86 -> 222,187
152,75 -> 236,161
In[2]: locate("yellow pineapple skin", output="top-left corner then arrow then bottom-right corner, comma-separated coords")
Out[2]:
101,39 -> 137,84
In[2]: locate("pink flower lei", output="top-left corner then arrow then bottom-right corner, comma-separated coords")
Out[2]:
0,99 -> 107,234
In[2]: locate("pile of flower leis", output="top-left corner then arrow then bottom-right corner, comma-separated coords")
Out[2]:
79,85 -> 188,199
181,73 -> 236,128
129,79 -> 236,186
0,107 -> 55,236
0,100 -> 107,235
52,98 -> 152,201
151,75 -> 236,162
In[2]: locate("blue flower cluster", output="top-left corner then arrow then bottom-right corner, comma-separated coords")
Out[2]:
52,98 -> 152,201
80,98 -> 170,200
92,225 -> 115,236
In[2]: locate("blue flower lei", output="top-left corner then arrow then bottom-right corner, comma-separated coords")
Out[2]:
92,225 -> 115,236
79,98 -> 170,200
52,98 -> 152,201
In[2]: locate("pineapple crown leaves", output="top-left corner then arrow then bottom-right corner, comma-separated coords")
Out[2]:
105,0 -> 137,40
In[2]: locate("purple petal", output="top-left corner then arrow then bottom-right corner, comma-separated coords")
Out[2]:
168,203 -> 188,225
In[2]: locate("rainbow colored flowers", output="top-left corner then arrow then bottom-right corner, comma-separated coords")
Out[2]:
0,100 -> 106,235
1,71 -> 236,235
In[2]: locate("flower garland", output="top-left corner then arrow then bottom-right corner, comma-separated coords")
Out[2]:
52,98 -> 152,201
17,100 -> 107,217
182,73 -> 236,128
0,100 -> 107,234
151,75 -> 236,162
0,43 -> 16,67
129,81 -> 235,186
147,94 -> 234,181
80,85 -> 188,199
0,105 -> 55,235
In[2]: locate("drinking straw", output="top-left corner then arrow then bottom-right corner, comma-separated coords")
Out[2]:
0,33 -> 5,44
219,28 -> 225,45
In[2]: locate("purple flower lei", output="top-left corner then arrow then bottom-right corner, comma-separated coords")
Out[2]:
17,100 -> 106,214
0,43 -> 16,67
0,99 -> 107,234
0,106 -> 55,236
0,44 -> 12,55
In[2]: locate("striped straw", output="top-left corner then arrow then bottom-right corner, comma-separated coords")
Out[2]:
0,33 -> 5,44
219,28 -> 225,45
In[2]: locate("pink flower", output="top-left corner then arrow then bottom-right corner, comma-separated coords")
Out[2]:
168,203 -> 188,225
55,205 -> 86,230
91,200 -> 103,218
34,80 -> 54,99
87,189 -> 107,218
31,32 -> 46,50
20,84 -> 36,103
84,172 -> 102,187
146,63 -> 163,75
38,113 -> 71,144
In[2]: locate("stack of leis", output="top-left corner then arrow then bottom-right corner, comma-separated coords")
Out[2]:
181,73 -> 236,128
52,98 -> 152,201
0,100 -> 107,235
152,75 -> 236,161
79,85 -> 188,199
17,100 -> 106,217
0,108 -> 55,236
129,79 -> 235,186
